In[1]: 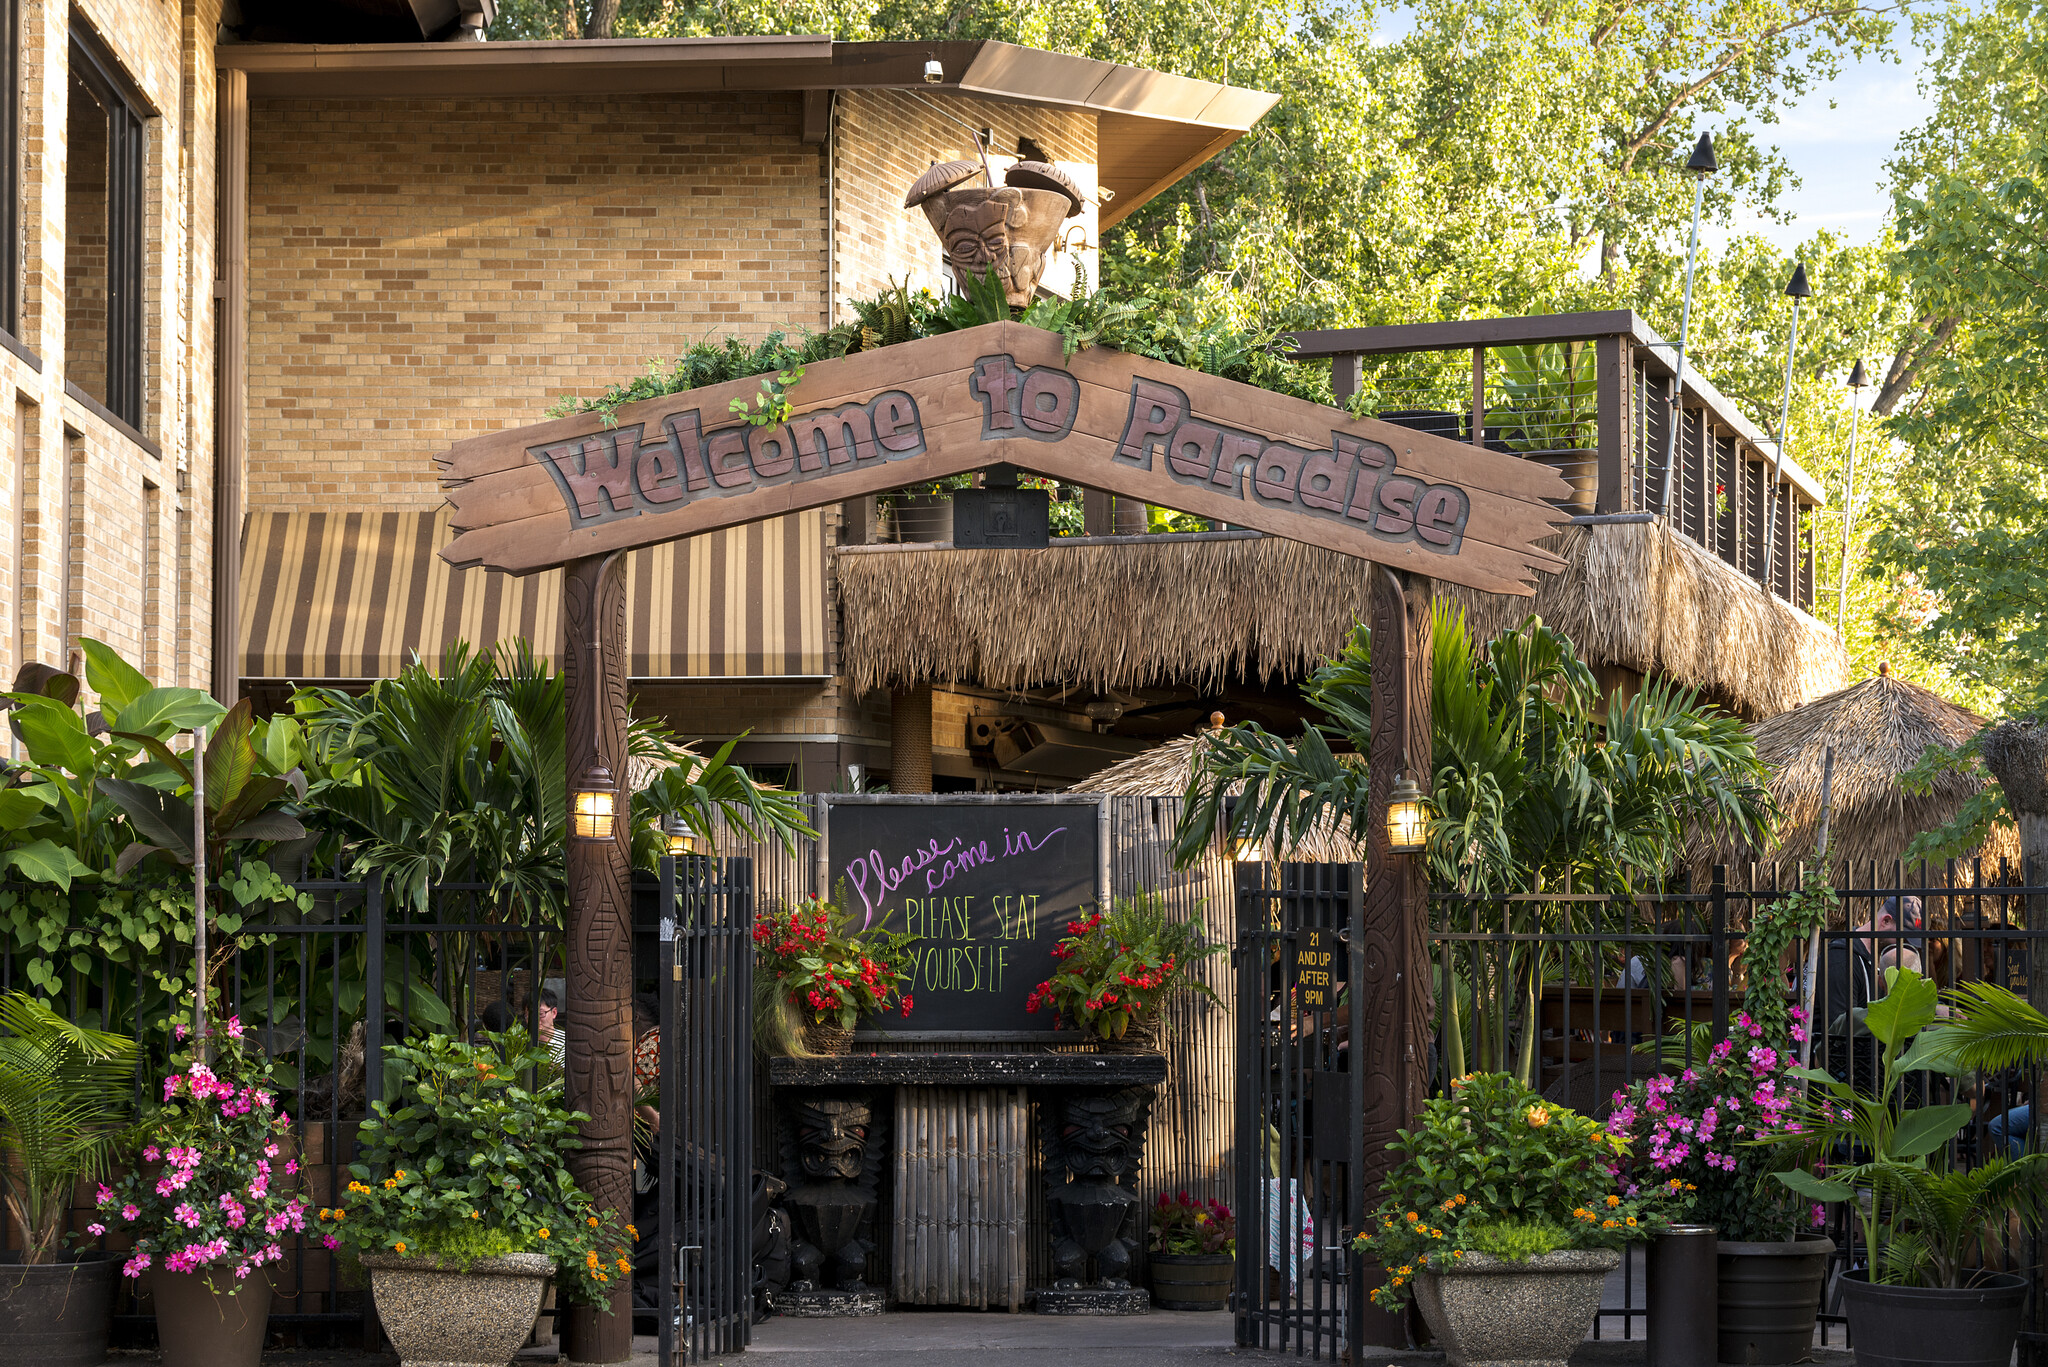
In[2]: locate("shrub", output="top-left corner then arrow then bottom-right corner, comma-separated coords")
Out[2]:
1024,894 -> 1222,1041
1150,1190 -> 1235,1257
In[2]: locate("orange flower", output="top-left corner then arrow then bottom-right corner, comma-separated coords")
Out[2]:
1603,1219 -> 1619,1229
1626,1216 -> 1638,1227
587,1216 -> 600,1228
394,1241 -> 407,1253
1405,1212 -> 1420,1223
1525,1105 -> 1550,1128
538,1229 -> 551,1240
1605,1195 -> 1620,1207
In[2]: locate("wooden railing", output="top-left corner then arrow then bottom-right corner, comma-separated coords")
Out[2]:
1288,311 -> 1824,611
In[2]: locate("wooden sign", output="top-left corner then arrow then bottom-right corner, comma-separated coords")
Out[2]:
1293,926 -> 1338,1013
821,796 -> 1102,1036
438,322 -> 1570,595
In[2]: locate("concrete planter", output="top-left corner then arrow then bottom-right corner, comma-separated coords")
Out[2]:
1414,1248 -> 1619,1367
361,1252 -> 554,1367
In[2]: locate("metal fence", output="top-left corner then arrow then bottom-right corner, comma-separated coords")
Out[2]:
1428,862 -> 2048,1357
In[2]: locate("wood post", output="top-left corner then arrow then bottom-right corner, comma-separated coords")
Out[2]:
560,551 -> 634,1366
891,682 -> 934,793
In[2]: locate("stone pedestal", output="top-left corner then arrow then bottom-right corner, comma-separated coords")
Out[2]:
773,1288 -> 887,1318
1035,1286 -> 1153,1315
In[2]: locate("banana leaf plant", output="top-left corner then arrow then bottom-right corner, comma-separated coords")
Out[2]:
0,991 -> 138,1263
1771,968 -> 2048,1287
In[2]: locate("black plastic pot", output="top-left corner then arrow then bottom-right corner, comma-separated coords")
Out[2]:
0,1252 -> 118,1367
1150,1253 -> 1232,1310
1839,1270 -> 2027,1367
1716,1234 -> 1833,1365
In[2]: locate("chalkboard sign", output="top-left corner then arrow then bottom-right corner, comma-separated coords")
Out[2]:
823,796 -> 1103,1036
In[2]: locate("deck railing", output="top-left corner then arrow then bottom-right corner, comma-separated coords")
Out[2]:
1288,311 -> 1825,611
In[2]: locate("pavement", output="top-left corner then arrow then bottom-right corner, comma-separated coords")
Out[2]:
95,1317 -> 1859,1366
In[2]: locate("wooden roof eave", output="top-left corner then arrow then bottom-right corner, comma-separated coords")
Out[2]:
214,37 -> 1278,227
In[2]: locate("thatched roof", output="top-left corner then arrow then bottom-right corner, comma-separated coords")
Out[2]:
1687,673 -> 2020,880
1084,731 -> 1366,862
836,521 -> 1847,719
1439,520 -> 1848,720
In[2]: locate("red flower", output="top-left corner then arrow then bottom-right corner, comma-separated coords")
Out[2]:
899,995 -> 914,1017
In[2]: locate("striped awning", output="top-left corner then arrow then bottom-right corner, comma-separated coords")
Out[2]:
239,508 -> 828,681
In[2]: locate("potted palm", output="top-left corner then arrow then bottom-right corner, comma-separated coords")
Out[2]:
320,1029 -> 633,1367
1491,342 -> 1598,514
1353,1073 -> 1691,1367
0,993 -> 137,1367
1771,969 -> 2044,1367
1025,893 -> 1223,1052
1147,1191 -> 1235,1309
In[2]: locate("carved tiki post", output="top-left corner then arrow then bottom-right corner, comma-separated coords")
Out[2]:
561,552 -> 635,1365
1355,568 -> 1433,1343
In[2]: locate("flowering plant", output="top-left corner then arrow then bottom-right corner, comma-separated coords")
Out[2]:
1605,1010 -> 1814,1242
95,1016 -> 310,1290
1025,893 -> 1222,1041
1351,1072 -> 1693,1309
1150,1190 -> 1235,1256
753,892 -> 916,1030
316,1030 -> 631,1307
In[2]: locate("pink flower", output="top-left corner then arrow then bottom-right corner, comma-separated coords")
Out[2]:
121,1204 -> 139,1221
142,1146 -> 161,1163
225,1017 -> 245,1040
174,1203 -> 202,1229
122,1252 -> 152,1278
285,1159 -> 300,1176
263,1143 -> 280,1159
86,1223 -> 106,1237
96,1184 -> 115,1205
322,1235 -> 339,1251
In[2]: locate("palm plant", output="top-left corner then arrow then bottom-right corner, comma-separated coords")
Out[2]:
0,992 -> 138,1263
1174,605 -> 1777,1079
1776,969 -> 2048,1287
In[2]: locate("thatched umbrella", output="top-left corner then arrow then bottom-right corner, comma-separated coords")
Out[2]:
1689,669 -> 2020,881
1084,726 -> 1366,862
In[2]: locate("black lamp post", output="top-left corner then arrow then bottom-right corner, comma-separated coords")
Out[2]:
1837,357 -> 1869,634
1761,262 -> 1812,593
1659,132 -> 1718,518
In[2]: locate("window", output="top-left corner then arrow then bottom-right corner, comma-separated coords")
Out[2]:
0,0 -> 19,336
66,19 -> 146,431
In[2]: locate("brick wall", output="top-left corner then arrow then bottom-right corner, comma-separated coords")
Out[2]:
243,93 -> 829,513
1,0 -> 216,696
832,89 -> 1098,317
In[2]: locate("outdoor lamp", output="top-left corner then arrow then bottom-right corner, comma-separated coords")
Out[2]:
664,815 -> 699,858
571,766 -> 617,841
1386,771 -> 1429,853
1234,836 -> 1266,863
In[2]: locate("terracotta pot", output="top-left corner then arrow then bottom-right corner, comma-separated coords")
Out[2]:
146,1267 -> 271,1367
802,1020 -> 854,1055
0,1253 -> 117,1367
1150,1252 -> 1232,1310
1414,1248 -> 1619,1367
361,1252 -> 555,1367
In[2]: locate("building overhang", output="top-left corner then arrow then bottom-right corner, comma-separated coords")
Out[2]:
214,37 -> 1278,228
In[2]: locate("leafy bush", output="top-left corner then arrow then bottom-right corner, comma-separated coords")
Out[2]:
0,992 -> 137,1263
97,1016 -> 310,1289
1462,1219 -> 1573,1262
317,1030 -> 631,1305
1150,1190 -> 1235,1256
1351,1072 -> 1693,1308
1024,893 -> 1223,1041
753,891 -> 916,1033
1605,1010 -> 1810,1242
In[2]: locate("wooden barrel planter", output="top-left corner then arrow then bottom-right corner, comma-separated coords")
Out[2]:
1150,1253 -> 1233,1310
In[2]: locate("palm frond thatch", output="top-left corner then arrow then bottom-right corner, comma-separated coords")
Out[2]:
1084,731 -> 1365,862
1684,672 -> 2020,880
836,521 -> 1846,720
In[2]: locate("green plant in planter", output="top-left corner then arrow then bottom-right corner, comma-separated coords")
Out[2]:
0,992 -> 137,1263
1771,967 -> 2048,1286
318,1030 -> 631,1307
1352,1072 -> 1693,1309
1150,1191 -> 1235,1256
1492,343 -> 1596,454
1024,893 -> 1224,1042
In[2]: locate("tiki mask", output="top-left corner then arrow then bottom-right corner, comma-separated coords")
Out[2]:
794,1097 -> 872,1181
1058,1091 -> 1144,1180
905,159 -> 1085,308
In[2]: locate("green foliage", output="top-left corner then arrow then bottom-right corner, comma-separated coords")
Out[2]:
1352,1072 -> 1693,1307
1742,873 -> 1837,1047
320,1030 -> 632,1306
545,330 -> 851,427
1023,893 -> 1224,1040
752,890 -> 916,1033
728,366 -> 805,426
1915,979 -> 2048,1076
1460,1219 -> 1574,1262
1770,967 -> 2042,1289
0,992 -> 138,1263
1149,1190 -> 1236,1256
1896,728 -> 2019,867
1492,343 -> 1597,454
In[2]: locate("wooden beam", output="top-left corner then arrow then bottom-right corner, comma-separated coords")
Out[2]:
1595,334 -> 1627,515
213,69 -> 248,703
800,88 -> 832,145
559,550 -> 635,1365
1287,311 -> 1642,359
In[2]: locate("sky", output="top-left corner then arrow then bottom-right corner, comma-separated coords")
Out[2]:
1710,35 -> 1937,253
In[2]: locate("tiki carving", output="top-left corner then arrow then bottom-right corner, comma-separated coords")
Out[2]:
561,550 -> 634,1363
778,1094 -> 886,1293
1358,568 -> 1434,1196
1041,1088 -> 1152,1289
904,160 -> 1084,307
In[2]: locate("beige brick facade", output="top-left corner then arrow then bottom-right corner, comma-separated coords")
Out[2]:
1,0 -> 218,700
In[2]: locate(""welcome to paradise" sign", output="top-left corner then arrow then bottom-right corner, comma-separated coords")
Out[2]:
438,321 -> 1568,595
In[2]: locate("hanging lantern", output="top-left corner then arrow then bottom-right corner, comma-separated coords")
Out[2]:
1234,836 -> 1266,863
664,815 -> 699,858
571,766 -> 617,842
1386,771 -> 1429,853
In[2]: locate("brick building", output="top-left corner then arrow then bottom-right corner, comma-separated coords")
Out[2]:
214,35 -> 1275,788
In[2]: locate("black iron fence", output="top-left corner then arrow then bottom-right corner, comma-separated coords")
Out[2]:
1428,862 -> 2048,1357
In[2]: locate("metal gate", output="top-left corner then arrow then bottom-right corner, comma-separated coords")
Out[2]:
656,853 -> 756,1364
1235,862 -> 1368,1358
